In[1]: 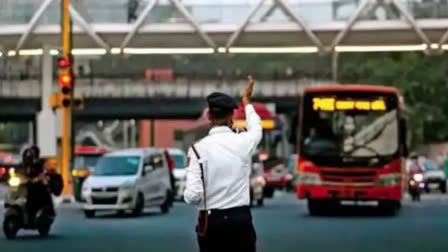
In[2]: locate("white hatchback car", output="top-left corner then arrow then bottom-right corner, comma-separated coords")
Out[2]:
169,148 -> 187,200
81,148 -> 173,218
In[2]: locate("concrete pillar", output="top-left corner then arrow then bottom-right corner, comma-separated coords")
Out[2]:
130,120 -> 136,148
123,121 -> 129,148
37,46 -> 57,157
139,120 -> 150,147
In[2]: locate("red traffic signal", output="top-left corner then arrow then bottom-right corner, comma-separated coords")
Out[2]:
58,57 -> 71,68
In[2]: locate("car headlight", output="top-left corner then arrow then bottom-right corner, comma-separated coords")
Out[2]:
413,173 -> 424,182
297,172 -> 321,186
378,173 -> 402,187
82,183 -> 90,192
121,182 -> 134,191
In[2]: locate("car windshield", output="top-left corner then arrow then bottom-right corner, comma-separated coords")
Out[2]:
171,154 -> 186,169
74,155 -> 101,169
93,156 -> 140,176
424,160 -> 439,171
301,92 -> 399,165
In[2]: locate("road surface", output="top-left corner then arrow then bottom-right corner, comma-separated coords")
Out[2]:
1,187 -> 448,252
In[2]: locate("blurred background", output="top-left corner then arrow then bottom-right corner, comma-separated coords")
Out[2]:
0,0 -> 448,251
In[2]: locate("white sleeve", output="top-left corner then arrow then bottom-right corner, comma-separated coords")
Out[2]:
183,148 -> 204,207
240,104 -> 263,155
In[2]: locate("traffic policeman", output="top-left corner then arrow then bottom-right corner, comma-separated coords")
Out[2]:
184,76 -> 262,252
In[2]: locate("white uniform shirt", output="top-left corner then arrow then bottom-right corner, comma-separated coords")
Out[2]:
184,104 -> 262,210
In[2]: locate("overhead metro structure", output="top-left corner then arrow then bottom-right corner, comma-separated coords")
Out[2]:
0,0 -> 447,54
0,79 -> 310,120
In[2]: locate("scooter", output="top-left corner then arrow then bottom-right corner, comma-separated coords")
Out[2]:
3,169 -> 55,239
408,173 -> 425,201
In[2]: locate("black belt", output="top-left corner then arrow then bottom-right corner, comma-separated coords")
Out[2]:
208,205 -> 250,217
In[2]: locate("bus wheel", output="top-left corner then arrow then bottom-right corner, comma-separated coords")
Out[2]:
379,201 -> 400,216
308,199 -> 327,216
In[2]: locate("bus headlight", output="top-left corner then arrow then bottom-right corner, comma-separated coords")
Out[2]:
297,172 -> 321,186
377,173 -> 402,187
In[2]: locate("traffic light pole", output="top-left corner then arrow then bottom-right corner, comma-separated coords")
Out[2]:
61,0 -> 72,196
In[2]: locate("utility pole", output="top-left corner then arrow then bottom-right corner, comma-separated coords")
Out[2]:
60,0 -> 73,196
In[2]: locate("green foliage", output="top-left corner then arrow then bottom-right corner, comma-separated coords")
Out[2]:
338,52 -> 448,146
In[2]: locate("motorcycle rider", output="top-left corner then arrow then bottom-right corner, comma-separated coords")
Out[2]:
406,152 -> 424,175
23,146 -> 55,223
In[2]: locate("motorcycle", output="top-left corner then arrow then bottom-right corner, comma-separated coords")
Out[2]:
408,173 -> 425,201
3,169 -> 55,239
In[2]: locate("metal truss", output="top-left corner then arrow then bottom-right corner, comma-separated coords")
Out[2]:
15,0 -> 56,52
226,0 -> 325,53
15,0 -> 111,52
4,0 -> 448,55
330,0 -> 434,53
120,0 -> 216,51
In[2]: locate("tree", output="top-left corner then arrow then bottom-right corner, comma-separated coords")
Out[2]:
338,52 -> 448,146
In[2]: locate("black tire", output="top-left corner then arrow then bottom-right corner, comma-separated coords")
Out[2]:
379,201 -> 401,217
116,210 -> 126,216
38,223 -> 51,237
440,182 -> 447,193
167,190 -> 174,207
132,193 -> 144,217
263,187 -> 275,198
84,210 -> 95,218
257,198 -> 264,207
3,216 -> 19,240
425,186 -> 431,193
308,199 -> 326,216
160,192 -> 170,214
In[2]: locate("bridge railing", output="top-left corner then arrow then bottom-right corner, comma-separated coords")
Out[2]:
0,0 -> 446,26
0,78 -> 330,98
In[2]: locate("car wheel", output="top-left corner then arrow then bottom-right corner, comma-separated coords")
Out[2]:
38,223 -> 51,237
84,210 -> 95,218
160,191 -> 170,214
132,193 -> 144,217
257,198 -> 264,207
440,181 -> 447,193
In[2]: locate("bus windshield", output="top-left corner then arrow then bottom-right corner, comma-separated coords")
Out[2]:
300,92 -> 399,166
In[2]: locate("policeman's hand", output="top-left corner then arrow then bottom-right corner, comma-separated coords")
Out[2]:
242,75 -> 255,106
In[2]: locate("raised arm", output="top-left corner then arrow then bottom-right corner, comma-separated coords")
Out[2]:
241,76 -> 262,154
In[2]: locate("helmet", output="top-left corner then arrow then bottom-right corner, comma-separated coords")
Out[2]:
22,148 -> 36,166
409,152 -> 418,159
30,145 -> 40,159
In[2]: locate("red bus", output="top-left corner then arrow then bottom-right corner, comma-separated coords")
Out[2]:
233,103 -> 291,198
296,85 -> 407,216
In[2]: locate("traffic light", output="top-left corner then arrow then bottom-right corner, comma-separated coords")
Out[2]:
73,97 -> 84,110
48,93 -> 83,110
58,57 -> 73,108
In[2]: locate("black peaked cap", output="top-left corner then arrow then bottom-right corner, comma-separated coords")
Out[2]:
207,92 -> 238,111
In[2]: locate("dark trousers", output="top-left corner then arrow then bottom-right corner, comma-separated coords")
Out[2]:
197,206 -> 256,252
